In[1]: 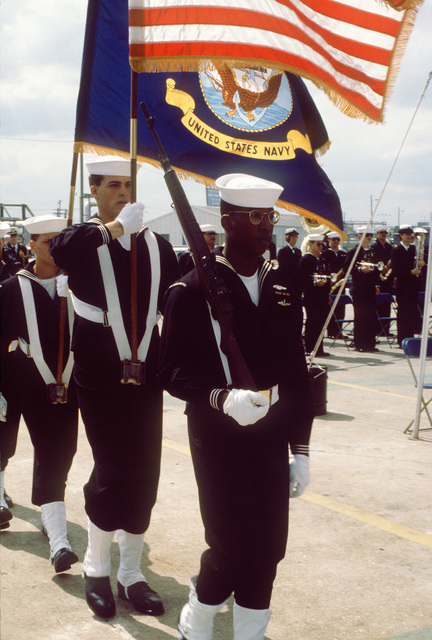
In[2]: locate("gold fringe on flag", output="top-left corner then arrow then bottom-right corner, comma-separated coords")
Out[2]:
74,141 -> 344,237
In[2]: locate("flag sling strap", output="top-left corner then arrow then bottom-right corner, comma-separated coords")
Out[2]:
97,228 -> 160,363
18,276 -> 74,386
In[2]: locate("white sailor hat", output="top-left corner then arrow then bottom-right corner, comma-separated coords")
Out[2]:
356,225 -> 372,234
327,231 -> 341,239
200,224 -> 217,233
398,224 -> 413,234
307,234 -> 324,242
375,225 -> 388,233
7,226 -> 19,235
285,227 -> 298,235
85,155 -> 141,177
0,221 -> 10,239
215,173 -> 283,208
22,214 -> 67,234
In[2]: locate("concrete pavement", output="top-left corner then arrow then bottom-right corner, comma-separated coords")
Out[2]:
1,336 -> 432,640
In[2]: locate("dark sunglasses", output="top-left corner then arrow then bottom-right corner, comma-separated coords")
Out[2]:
230,209 -> 280,226
365,233 -> 373,237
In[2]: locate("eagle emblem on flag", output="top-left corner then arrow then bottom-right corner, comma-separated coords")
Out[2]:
200,62 -> 290,130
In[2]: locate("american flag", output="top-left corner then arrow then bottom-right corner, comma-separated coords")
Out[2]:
129,0 -> 424,122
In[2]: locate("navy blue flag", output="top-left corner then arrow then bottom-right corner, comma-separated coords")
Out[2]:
75,0 -> 343,232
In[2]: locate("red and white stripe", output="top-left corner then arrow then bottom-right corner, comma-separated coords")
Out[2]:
129,0 -> 422,121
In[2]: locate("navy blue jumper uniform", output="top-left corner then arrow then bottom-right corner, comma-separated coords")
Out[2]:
50,218 -> 180,534
0,265 -> 78,506
298,253 -> 331,355
158,249 -> 313,608
391,243 -> 422,346
344,247 -> 380,352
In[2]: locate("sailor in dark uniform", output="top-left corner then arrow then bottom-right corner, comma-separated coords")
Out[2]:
159,173 -> 313,640
277,228 -> 301,281
0,222 -> 20,528
178,223 -> 217,275
322,231 -> 347,339
50,156 -> 180,620
370,225 -> 394,336
298,234 -> 331,356
276,228 -> 303,335
344,227 -> 380,352
3,227 -> 30,272
0,214 -> 79,571
391,225 -> 424,346
0,224 -> 17,282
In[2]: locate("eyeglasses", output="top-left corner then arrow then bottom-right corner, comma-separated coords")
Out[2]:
378,231 -> 388,235
315,242 -> 324,247
365,233 -> 373,237
230,209 -> 280,225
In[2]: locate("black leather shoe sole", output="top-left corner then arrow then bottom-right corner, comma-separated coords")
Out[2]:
118,581 -> 165,616
0,506 -> 13,530
84,574 -> 116,619
52,548 -> 79,573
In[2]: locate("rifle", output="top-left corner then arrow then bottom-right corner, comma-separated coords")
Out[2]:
140,102 -> 256,390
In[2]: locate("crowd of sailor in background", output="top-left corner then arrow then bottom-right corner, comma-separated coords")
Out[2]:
276,224 -> 428,356
2,220 -> 428,359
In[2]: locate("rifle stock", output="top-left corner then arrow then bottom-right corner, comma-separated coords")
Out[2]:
140,102 -> 256,390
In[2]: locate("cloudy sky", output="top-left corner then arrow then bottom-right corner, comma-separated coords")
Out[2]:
1,0 -> 431,230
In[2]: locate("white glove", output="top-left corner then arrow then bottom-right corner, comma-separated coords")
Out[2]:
0,393 -> 7,422
289,454 -> 310,497
115,202 -> 144,235
56,274 -> 70,297
223,389 -> 269,426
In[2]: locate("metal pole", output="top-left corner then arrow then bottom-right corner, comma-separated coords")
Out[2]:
411,211 -> 432,438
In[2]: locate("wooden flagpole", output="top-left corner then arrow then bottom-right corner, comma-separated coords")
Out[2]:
130,69 -> 139,365
53,150 -> 79,402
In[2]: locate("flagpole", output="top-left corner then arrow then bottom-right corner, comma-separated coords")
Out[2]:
130,69 -> 139,364
411,212 -> 432,439
54,149 -> 79,401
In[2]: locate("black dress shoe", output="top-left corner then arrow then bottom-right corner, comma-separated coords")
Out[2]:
317,351 -> 330,357
4,491 -> 14,509
52,548 -> 79,573
118,581 -> 165,616
0,506 -> 13,530
84,574 -> 116,619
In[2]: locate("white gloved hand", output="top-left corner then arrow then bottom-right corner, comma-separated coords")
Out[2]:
56,274 -> 70,297
223,389 -> 269,426
115,202 -> 145,235
0,393 -> 7,422
289,454 -> 310,497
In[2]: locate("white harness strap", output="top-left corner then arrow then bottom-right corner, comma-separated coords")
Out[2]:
17,276 -> 74,385
206,302 -> 232,386
97,228 -> 161,362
